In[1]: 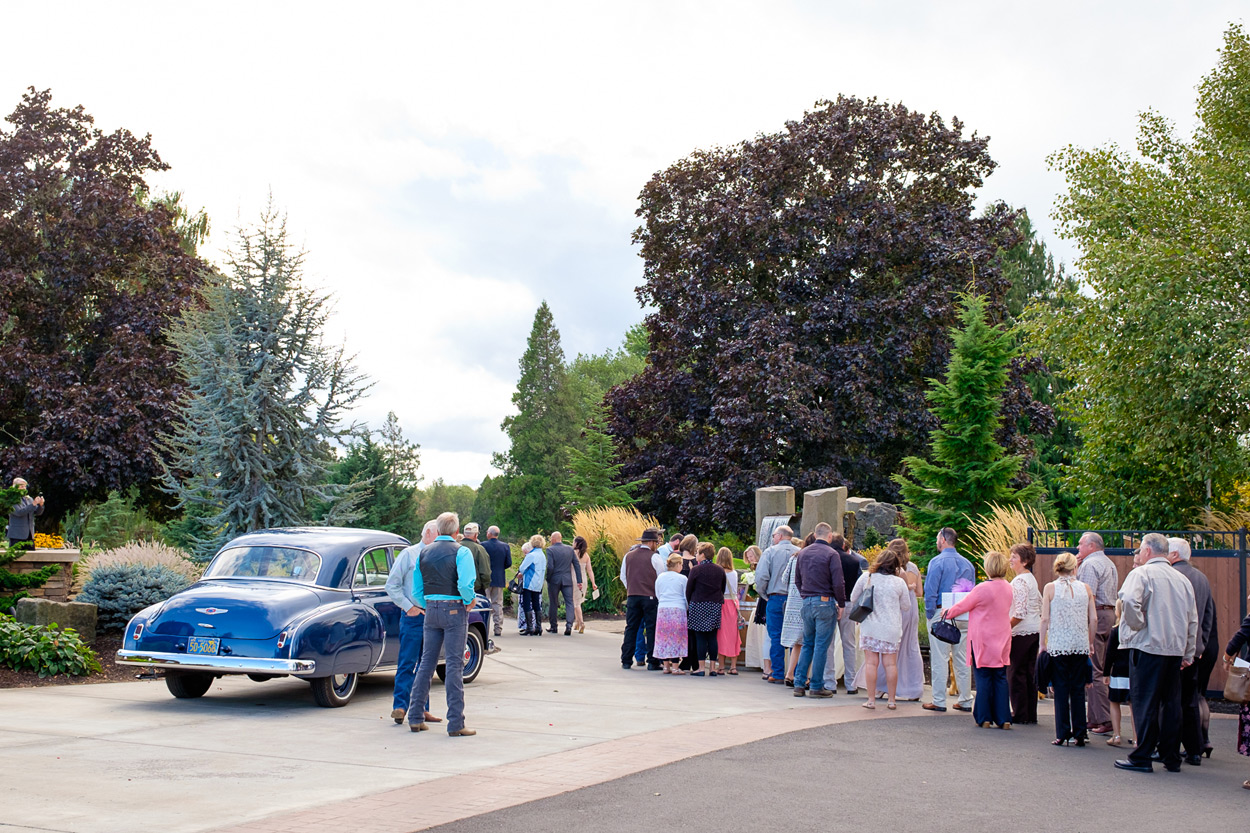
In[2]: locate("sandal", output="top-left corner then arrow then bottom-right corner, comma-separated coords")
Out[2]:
1243,780 -> 1250,790
663,669 -> 672,675
727,669 -> 739,675
761,674 -> 771,681
886,703 -> 897,710
671,670 -> 686,675
1106,735 -> 1123,747
862,701 -> 876,710
1052,738 -> 1070,746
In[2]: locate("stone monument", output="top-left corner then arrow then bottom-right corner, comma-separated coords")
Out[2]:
800,487 -> 847,538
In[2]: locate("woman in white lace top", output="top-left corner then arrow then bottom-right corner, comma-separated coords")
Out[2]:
1040,552 -> 1098,746
849,549 -> 911,710
1008,543 -> 1043,724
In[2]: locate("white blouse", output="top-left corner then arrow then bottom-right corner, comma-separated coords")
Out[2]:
851,572 -> 910,644
1010,572 -> 1042,636
1046,576 -> 1091,656
723,569 -> 739,600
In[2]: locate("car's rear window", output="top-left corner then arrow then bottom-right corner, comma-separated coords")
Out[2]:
205,546 -> 322,583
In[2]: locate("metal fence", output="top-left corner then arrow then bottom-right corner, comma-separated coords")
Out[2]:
1027,528 -> 1248,696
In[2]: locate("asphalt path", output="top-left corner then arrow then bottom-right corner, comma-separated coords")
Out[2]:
425,714 -> 1248,833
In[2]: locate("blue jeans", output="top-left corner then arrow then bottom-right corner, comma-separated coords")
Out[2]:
765,595 -> 786,680
408,599 -> 470,733
393,612 -> 429,713
793,598 -> 837,690
635,627 -> 647,663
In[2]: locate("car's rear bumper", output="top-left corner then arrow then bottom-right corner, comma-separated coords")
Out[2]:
115,651 -> 316,676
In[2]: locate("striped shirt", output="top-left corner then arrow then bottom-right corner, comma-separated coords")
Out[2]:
1077,550 -> 1119,607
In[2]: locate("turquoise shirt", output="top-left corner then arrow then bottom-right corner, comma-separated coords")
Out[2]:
411,536 -> 477,607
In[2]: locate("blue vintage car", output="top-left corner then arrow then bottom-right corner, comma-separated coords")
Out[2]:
115,527 -> 489,707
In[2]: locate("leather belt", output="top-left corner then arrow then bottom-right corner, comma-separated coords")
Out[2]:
1096,604 -> 1115,610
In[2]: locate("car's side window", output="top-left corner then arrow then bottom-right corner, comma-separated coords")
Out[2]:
355,547 -> 391,588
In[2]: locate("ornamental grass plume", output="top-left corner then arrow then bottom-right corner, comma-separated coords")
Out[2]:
963,502 -> 1053,580
572,506 -> 662,561
73,540 -> 199,595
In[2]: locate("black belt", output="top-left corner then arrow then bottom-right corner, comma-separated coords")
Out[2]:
1097,604 -> 1115,610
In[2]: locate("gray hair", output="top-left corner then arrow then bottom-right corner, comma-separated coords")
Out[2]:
1080,531 -> 1105,549
1141,532 -> 1170,558
435,512 -> 460,536
775,525 -> 793,539
521,541 -> 533,554
421,520 -> 439,542
1167,536 -> 1192,561
11,477 -> 26,488
487,526 -> 500,538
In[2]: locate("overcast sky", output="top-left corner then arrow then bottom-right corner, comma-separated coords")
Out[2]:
3,2 -> 1244,486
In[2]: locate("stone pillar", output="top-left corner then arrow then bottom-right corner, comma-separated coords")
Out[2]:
755,486 -> 795,540
800,487 -> 847,538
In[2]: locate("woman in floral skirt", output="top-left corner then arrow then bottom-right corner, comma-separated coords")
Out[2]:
1222,604 -> 1250,789
654,554 -> 690,674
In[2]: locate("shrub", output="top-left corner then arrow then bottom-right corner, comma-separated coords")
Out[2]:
573,507 -> 661,613
77,564 -> 191,630
69,487 -> 165,550
0,614 -> 101,677
73,540 -> 198,595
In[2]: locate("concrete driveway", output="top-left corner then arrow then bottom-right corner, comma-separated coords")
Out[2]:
0,622 -> 853,833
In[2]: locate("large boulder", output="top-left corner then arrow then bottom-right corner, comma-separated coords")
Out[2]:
14,597 -> 98,643
857,501 -> 899,541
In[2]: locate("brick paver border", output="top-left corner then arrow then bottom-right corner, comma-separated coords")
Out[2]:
212,703 -> 905,833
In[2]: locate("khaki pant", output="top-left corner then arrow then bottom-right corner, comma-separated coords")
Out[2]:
487,587 -> 504,636
1087,606 -> 1115,728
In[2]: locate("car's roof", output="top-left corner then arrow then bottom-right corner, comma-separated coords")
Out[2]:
215,528 -> 413,589
220,527 -> 411,558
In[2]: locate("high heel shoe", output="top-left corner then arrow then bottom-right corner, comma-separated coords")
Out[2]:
1203,745 -> 1213,758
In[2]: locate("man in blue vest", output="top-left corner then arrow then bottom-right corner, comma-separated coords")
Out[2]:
407,512 -> 479,737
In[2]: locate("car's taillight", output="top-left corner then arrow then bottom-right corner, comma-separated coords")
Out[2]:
132,623 -> 144,640
277,629 -> 290,649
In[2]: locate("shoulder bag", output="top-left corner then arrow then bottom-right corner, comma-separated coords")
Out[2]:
1224,644 -> 1250,703
848,574 -> 875,623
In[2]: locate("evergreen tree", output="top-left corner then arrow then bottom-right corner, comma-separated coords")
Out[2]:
378,411 -> 422,489
560,404 -> 646,512
998,211 -> 1083,526
492,302 -> 579,533
322,436 -> 420,539
159,205 -> 369,560
893,294 -> 1043,566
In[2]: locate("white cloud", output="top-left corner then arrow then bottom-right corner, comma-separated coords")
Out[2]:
3,0 -> 1244,485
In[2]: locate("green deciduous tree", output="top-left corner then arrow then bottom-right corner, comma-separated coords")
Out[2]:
1034,23 -> 1250,529
894,294 -> 1043,565
414,478 -> 476,523
159,206 -> 370,560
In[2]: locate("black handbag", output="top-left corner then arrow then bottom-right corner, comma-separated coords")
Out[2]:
848,576 -> 875,623
930,615 -> 962,645
507,574 -> 523,596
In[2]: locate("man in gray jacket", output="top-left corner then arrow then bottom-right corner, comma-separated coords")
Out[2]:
6,478 -> 44,546
1168,537 -> 1217,765
1114,533 -> 1198,774
754,526 -> 797,684
545,531 -> 582,635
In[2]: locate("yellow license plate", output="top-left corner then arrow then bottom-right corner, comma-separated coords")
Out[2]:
187,637 -> 220,655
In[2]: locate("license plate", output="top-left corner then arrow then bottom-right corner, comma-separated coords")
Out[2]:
187,637 -> 220,655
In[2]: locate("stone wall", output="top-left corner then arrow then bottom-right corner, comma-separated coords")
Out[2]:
6,548 -> 82,602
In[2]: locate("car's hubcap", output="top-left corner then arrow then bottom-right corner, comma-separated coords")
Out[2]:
333,674 -> 351,694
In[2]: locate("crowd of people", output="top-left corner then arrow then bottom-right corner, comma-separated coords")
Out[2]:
381,510 -> 1250,792
615,522 -> 1250,788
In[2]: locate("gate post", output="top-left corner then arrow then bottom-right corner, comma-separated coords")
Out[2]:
1240,527 -> 1248,623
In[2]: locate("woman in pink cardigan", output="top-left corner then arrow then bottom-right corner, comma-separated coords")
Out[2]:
941,551 -> 1014,729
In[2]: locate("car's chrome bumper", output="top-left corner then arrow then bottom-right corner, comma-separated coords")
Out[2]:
115,651 -> 316,676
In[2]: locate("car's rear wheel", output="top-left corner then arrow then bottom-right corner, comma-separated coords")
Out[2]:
309,673 -> 358,707
165,670 -> 214,699
436,626 -> 484,684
